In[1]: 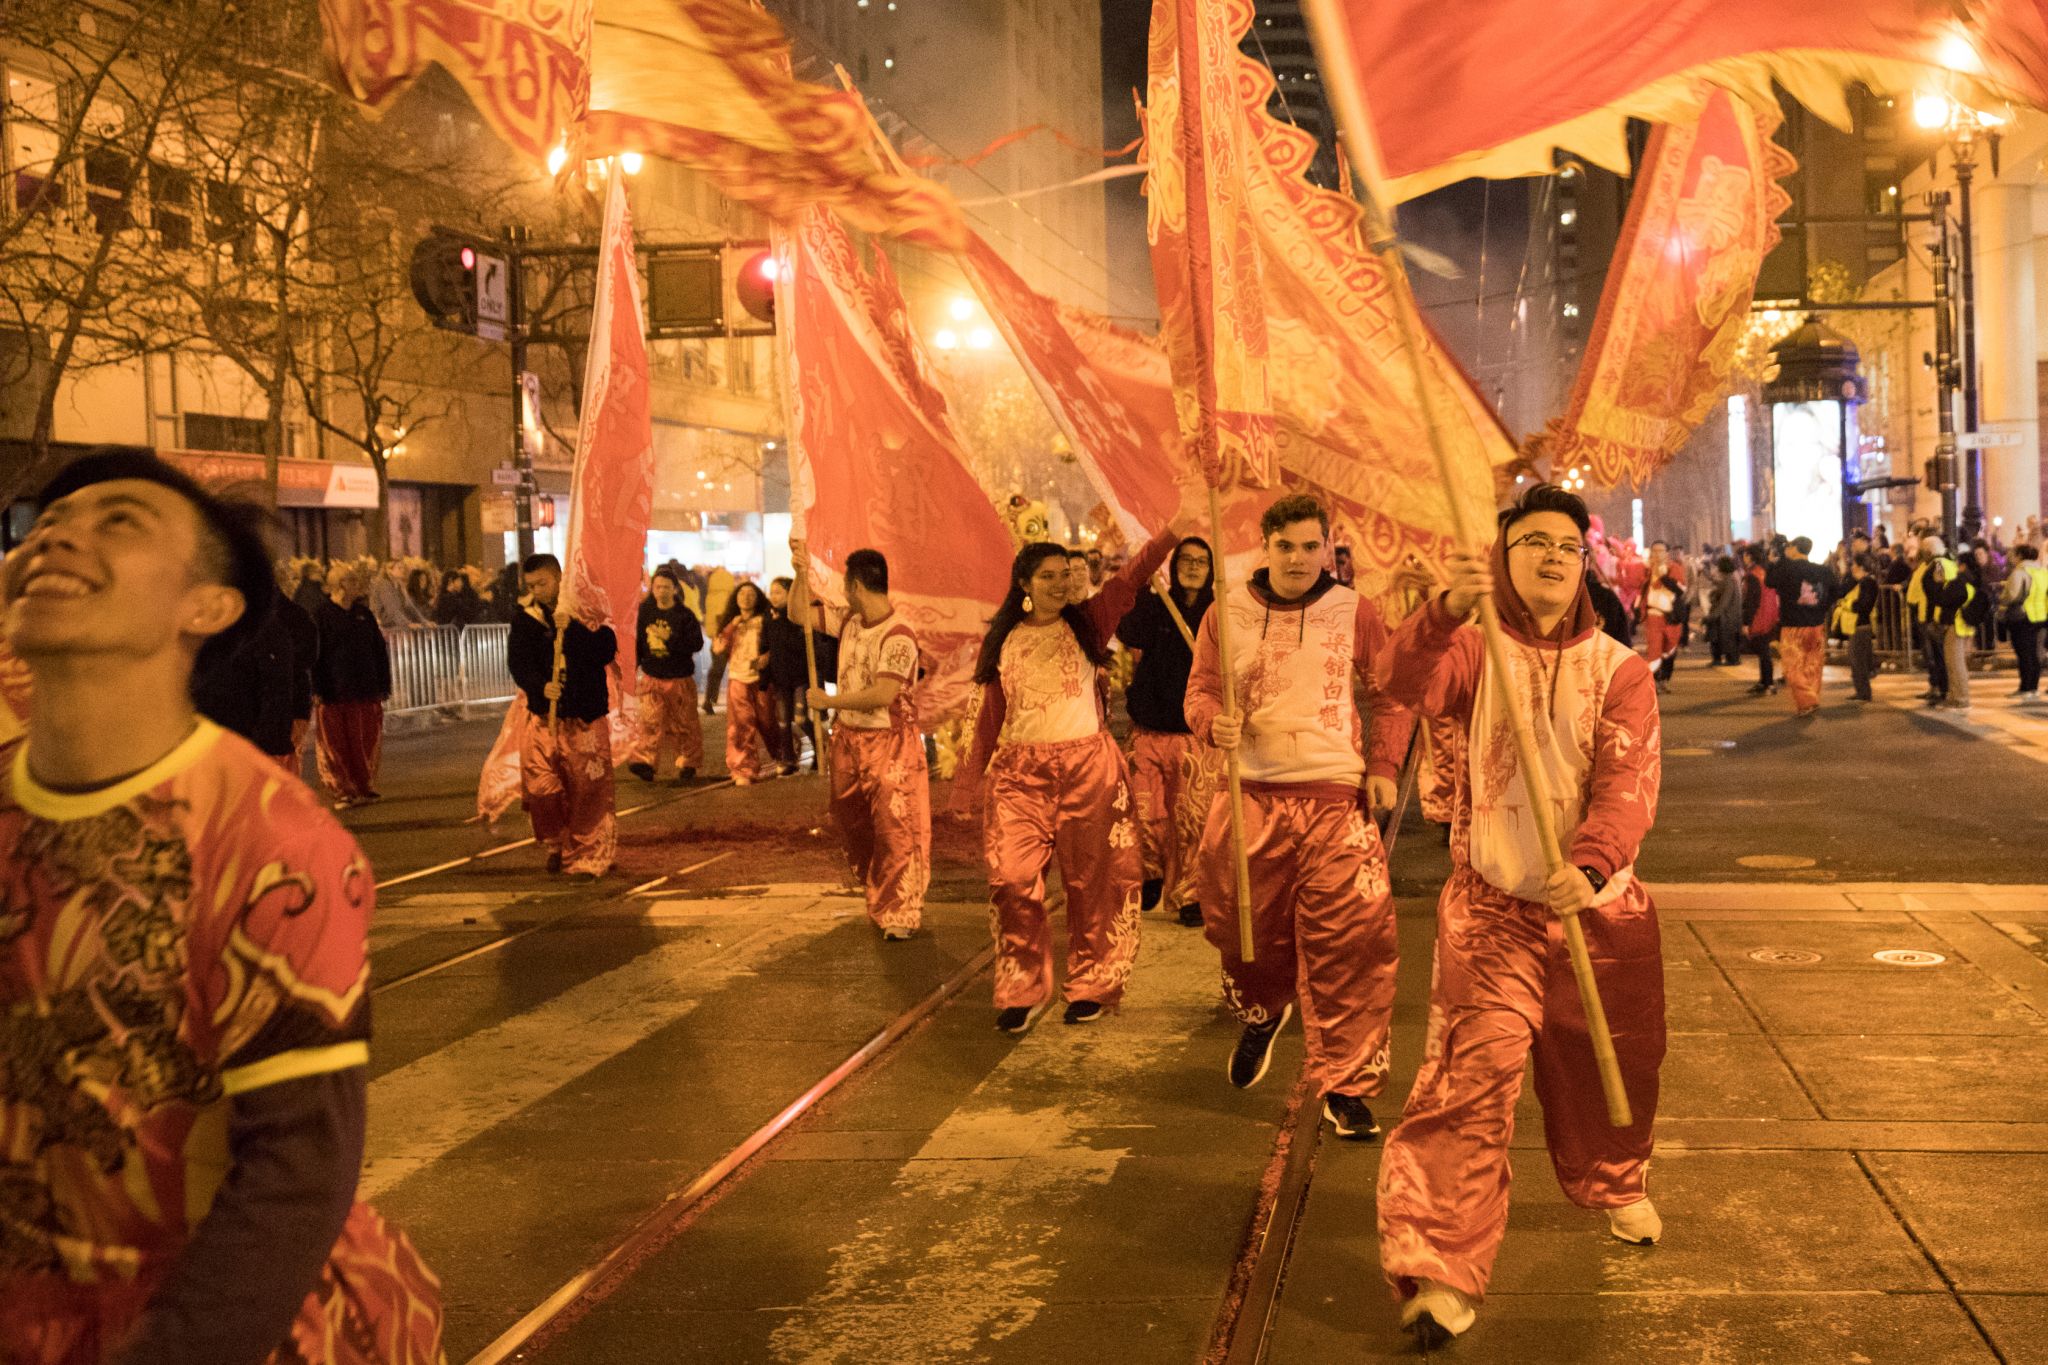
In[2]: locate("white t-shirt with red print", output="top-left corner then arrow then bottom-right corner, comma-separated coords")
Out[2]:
997,621 -> 1099,745
836,611 -> 921,731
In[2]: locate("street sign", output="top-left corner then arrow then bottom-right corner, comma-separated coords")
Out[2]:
475,252 -> 510,341
491,466 -> 522,487
1957,429 -> 2023,449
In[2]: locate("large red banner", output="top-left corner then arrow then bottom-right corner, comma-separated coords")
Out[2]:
1303,0 -> 2048,202
782,211 -> 1011,723
561,165 -> 655,694
1534,88 -> 1797,488
961,231 -> 1183,543
1144,0 -> 1516,589
318,0 -> 963,247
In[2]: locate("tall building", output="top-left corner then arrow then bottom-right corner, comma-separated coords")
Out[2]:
1243,1 -> 1337,189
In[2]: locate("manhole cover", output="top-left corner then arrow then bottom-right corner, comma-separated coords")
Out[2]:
1872,949 -> 1947,967
1747,948 -> 1824,965
1738,855 -> 1818,870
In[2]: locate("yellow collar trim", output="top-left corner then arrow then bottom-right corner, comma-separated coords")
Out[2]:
12,719 -> 222,822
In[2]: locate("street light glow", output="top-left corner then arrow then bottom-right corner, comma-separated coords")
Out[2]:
948,296 -> 973,321
1913,93 -> 1952,129
620,150 -> 644,175
934,328 -> 959,350
967,326 -> 996,350
546,143 -> 569,176
1938,31 -> 1982,73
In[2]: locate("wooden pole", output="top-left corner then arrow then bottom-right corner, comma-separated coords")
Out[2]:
1207,486 -> 1257,963
1297,6 -> 1629,1124
547,610 -> 565,734
795,561 -> 830,778
1379,248 -> 1631,1129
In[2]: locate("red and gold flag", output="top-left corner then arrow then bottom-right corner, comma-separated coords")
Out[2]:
1302,0 -> 2048,203
318,0 -> 963,247
960,231 -> 1183,543
781,211 -> 1011,723
1533,88 -> 1797,488
560,164 -> 655,695
1144,0 -> 1515,594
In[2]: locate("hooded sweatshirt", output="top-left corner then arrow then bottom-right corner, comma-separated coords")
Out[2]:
1184,569 -> 1413,797
1115,535 -> 1214,735
1376,530 -> 1660,902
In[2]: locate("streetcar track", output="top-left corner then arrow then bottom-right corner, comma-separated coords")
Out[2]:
371,851 -> 738,995
373,777 -> 741,891
1208,743 -> 1424,1365
466,939 -> 999,1365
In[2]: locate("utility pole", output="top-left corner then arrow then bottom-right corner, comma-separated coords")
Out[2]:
1928,190 -> 1962,547
505,224 -> 536,562
1953,149 -> 1984,543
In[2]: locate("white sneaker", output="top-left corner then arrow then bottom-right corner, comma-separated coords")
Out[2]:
881,926 -> 914,941
1400,1279 -> 1476,1345
1608,1197 -> 1662,1245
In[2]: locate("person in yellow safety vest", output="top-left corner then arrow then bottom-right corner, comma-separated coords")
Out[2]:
1936,548 -> 1989,711
1906,535 -> 1959,704
2002,543 -> 2047,699
1833,554 -> 1880,702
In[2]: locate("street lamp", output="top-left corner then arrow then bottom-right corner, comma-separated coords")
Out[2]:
1764,316 -> 1867,548
1913,89 -> 2006,541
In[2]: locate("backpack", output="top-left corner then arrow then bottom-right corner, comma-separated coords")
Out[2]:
1748,583 -> 1780,637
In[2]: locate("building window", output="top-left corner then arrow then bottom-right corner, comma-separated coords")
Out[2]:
4,69 -> 63,216
184,411 -> 269,454
151,161 -> 194,249
84,143 -> 132,234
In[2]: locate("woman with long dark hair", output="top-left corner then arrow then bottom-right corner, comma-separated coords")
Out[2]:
954,528 -> 1177,1033
713,581 -> 774,784
1114,536 -> 1217,927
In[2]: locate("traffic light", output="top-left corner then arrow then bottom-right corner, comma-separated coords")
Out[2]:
409,228 -> 510,340
645,242 -> 778,338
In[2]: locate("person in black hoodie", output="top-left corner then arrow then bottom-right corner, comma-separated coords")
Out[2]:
194,582 -> 316,770
432,568 -> 486,627
1115,535 -> 1215,927
508,553 -> 619,878
311,564 -> 390,806
625,566 -> 705,783
763,575 -> 836,774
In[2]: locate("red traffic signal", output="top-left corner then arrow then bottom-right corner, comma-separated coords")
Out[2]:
734,249 -> 778,325
410,229 -> 507,338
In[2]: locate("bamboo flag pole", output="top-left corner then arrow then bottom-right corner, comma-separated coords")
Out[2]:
547,609 -> 565,734
795,560 -> 830,775
1208,486 -> 1257,964
1302,0 -> 1629,1128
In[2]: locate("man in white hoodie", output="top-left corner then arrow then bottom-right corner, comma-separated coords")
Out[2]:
1186,494 -> 1412,1141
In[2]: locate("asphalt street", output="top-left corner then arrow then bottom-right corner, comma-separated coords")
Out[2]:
338,657 -> 2048,1364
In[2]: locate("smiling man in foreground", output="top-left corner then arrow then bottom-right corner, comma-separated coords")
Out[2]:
0,449 -> 442,1365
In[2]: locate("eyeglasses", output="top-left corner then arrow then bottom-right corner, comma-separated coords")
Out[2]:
1507,533 -> 1589,562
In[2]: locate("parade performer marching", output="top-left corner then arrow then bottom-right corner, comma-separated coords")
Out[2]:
1184,494 -> 1413,1141
311,563 -> 390,808
713,582 -> 776,785
1375,483 -> 1666,1347
1639,540 -> 1684,690
1115,536 -> 1217,928
793,543 -> 931,941
955,527 -> 1177,1033
625,565 -> 705,784
0,450 -> 442,1365
509,552 -> 619,879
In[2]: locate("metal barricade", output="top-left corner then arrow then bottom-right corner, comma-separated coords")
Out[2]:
381,623 -> 517,719
459,624 -> 515,709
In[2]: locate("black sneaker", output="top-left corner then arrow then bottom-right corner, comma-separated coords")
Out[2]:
1063,1000 -> 1104,1025
677,766 -> 698,782
545,851 -> 564,874
628,761 -> 656,782
569,870 -> 603,885
996,1001 -> 1049,1035
1322,1093 -> 1380,1140
1176,903 -> 1204,928
1140,878 -> 1164,911
1227,1004 -> 1293,1089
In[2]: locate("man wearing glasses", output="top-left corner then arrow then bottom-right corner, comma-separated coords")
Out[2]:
1374,483 -> 1666,1348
